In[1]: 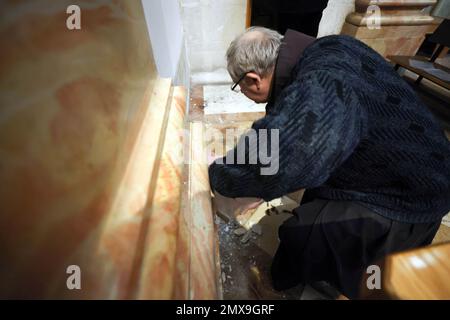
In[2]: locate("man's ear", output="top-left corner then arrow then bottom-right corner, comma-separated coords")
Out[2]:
245,72 -> 262,89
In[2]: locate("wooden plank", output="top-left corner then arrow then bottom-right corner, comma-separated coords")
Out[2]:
388,55 -> 450,90
246,0 -> 252,28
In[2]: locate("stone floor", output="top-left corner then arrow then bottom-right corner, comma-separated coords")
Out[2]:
217,212 -> 335,300
216,196 -> 346,300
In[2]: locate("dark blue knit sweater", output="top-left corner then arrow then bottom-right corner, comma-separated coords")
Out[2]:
209,35 -> 450,223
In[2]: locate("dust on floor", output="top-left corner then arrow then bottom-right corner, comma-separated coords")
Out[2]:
216,197 -> 340,300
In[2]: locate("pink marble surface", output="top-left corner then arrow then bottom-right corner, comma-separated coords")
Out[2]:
0,1 -> 227,300
136,87 -> 187,299
184,122 -> 221,299
0,0 -> 159,298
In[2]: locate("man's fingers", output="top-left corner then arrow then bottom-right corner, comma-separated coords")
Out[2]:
245,199 -> 264,210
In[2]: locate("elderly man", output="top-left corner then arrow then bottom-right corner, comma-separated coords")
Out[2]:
208,27 -> 450,299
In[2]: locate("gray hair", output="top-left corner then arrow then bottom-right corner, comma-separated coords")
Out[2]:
226,27 -> 283,82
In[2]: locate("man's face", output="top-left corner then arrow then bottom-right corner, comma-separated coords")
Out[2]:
235,71 -> 274,104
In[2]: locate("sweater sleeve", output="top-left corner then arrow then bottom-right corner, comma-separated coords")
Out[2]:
208,70 -> 365,201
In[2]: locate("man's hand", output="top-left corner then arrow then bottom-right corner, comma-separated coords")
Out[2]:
212,191 -> 263,221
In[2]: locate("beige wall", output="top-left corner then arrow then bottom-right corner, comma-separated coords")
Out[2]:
318,0 -> 355,37
180,0 -> 247,79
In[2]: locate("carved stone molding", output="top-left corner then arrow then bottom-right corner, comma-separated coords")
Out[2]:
341,0 -> 439,57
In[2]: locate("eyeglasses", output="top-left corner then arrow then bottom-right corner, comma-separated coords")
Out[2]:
231,72 -> 250,92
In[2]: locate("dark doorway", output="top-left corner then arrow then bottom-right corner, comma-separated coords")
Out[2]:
250,0 -> 329,37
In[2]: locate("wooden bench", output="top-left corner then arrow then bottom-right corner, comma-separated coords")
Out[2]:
388,19 -> 450,90
360,242 -> 450,299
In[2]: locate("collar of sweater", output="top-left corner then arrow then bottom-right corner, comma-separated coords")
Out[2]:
267,29 -> 316,112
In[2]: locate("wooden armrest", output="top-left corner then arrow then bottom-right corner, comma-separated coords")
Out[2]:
388,55 -> 450,90
360,242 -> 450,299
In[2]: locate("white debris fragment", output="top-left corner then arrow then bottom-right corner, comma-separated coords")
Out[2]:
221,272 -> 226,284
251,224 -> 263,236
240,230 -> 253,244
233,227 -> 247,236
